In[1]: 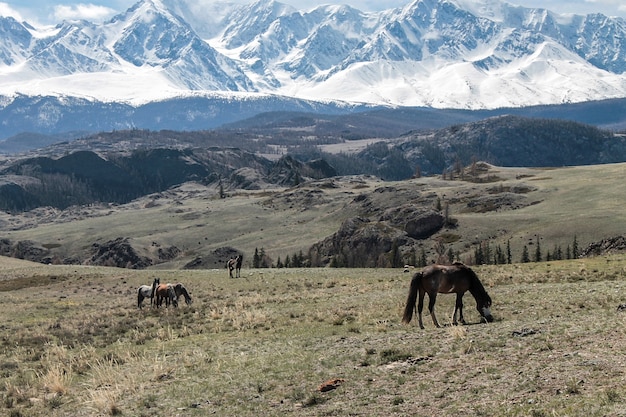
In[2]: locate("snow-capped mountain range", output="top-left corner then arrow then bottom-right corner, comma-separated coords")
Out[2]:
0,0 -> 625,110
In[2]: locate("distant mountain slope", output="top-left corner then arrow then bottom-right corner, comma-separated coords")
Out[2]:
394,115 -> 625,175
0,0 -> 625,113
1,115 -> 624,213
0,146 -> 338,212
0,94 -> 364,145
3,96 -> 626,154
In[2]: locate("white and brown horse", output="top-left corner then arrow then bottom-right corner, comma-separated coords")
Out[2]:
137,277 -> 160,308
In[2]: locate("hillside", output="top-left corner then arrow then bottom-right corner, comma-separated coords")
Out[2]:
2,161 -> 626,271
1,116 -> 621,213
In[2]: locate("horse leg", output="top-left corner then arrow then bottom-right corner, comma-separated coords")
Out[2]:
453,293 -> 463,325
417,289 -> 425,329
455,292 -> 467,325
428,292 -> 441,328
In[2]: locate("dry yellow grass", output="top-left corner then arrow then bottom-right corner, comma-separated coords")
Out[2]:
1,256 -> 626,416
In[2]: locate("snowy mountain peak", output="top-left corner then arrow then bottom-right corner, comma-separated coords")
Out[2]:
0,0 -> 625,109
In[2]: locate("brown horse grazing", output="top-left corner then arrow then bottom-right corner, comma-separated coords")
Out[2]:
227,254 -> 243,278
155,283 -> 178,308
402,263 -> 493,329
172,283 -> 192,305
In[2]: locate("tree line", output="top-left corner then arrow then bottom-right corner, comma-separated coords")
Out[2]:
250,235 -> 582,270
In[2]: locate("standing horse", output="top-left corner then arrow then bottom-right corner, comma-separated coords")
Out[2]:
155,283 -> 178,308
402,263 -> 493,329
227,254 -> 243,278
137,277 -> 160,309
172,283 -> 193,305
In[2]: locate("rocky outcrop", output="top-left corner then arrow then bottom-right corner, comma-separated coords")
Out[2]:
309,202 -> 447,267
580,236 -> 626,257
267,156 -> 337,186
184,246 -> 241,270
88,237 -> 152,269
0,238 -> 50,263
379,205 -> 445,239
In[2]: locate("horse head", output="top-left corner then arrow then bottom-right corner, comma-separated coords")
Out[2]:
175,283 -> 193,305
476,294 -> 494,323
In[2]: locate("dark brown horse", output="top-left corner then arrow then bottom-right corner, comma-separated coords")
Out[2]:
172,283 -> 192,305
402,263 -> 493,329
227,254 -> 243,278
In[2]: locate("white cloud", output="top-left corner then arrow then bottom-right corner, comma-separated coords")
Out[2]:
53,3 -> 116,22
0,2 -> 24,20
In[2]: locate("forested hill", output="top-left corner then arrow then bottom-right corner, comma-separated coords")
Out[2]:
391,115 -> 625,176
0,115 -> 624,212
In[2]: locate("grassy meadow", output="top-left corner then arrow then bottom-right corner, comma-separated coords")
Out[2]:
2,255 -> 626,416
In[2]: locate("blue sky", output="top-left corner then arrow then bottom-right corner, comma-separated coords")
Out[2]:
1,0 -> 625,25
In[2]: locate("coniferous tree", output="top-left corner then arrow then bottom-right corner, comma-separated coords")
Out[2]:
474,244 -> 484,265
219,178 -> 225,199
506,239 -> 512,264
419,248 -> 427,267
253,248 -> 260,268
297,250 -> 305,267
483,241 -> 492,265
259,247 -> 269,268
495,245 -> 506,264
521,245 -> 530,263
534,237 -> 542,262
572,235 -> 579,259
390,240 -> 402,268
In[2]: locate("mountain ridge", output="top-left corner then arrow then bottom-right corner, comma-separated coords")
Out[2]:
0,0 -> 625,107
0,0 -> 626,139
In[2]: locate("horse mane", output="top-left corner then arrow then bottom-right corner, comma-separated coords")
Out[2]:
466,267 -> 491,306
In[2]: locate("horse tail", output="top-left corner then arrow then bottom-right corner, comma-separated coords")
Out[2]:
137,287 -> 144,309
402,272 -> 422,324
